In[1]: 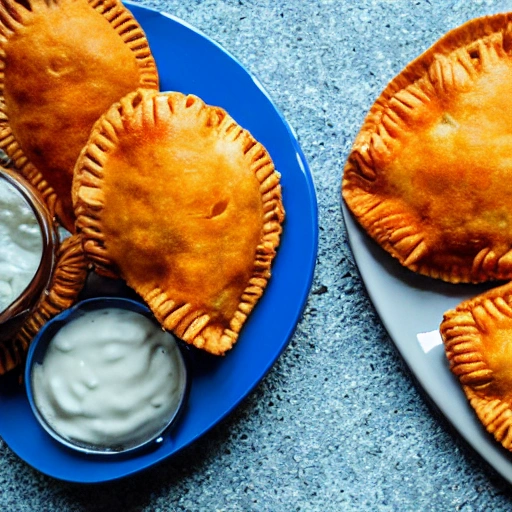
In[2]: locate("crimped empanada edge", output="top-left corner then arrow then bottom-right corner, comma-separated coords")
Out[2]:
464,387 -> 512,451
0,234 -> 89,375
440,281 -> 512,451
354,12 -> 512,136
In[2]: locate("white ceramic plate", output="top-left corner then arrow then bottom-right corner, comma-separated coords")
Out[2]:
342,202 -> 512,483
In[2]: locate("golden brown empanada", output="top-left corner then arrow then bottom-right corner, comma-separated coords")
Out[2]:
1,234 -> 89,374
0,0 -> 159,232
440,282 -> 512,451
73,89 -> 284,355
343,14 -> 512,283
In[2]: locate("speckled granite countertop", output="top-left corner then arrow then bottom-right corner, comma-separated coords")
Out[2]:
3,0 -> 512,510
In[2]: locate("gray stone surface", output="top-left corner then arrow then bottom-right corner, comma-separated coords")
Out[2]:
3,0 -> 512,510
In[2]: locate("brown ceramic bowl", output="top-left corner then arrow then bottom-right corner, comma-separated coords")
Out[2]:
0,167 -> 58,343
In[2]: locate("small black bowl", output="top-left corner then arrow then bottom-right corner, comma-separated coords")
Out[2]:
25,297 -> 189,457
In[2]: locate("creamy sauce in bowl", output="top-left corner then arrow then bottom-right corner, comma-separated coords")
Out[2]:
28,303 -> 188,454
0,180 -> 43,312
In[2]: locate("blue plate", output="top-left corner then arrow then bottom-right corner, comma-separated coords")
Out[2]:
0,2 -> 318,482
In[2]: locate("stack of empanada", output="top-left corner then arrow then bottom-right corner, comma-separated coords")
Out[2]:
0,0 -> 159,232
342,13 -> 512,452
0,0 -> 284,373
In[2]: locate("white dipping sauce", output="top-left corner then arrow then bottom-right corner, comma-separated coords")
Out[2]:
31,308 -> 187,451
0,180 -> 42,312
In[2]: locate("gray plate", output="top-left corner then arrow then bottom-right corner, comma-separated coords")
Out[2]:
342,202 -> 512,484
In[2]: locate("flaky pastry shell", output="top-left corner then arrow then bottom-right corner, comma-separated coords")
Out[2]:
73,89 -> 285,355
0,234 -> 88,375
440,282 -> 512,451
343,13 -> 512,283
0,0 -> 159,232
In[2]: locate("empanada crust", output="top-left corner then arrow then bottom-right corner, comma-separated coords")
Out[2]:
343,14 -> 512,283
0,0 -> 159,232
0,234 -> 89,375
441,282 -> 512,451
73,90 -> 284,355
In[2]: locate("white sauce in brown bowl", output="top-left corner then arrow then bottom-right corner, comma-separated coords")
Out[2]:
0,180 -> 43,312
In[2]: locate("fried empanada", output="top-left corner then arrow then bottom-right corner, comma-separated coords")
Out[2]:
1,234 -> 89,374
440,282 -> 512,451
73,89 -> 284,355
0,0 -> 159,232
343,14 -> 512,283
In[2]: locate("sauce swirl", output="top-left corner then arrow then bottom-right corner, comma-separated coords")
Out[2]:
31,308 -> 187,451
0,180 -> 42,312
